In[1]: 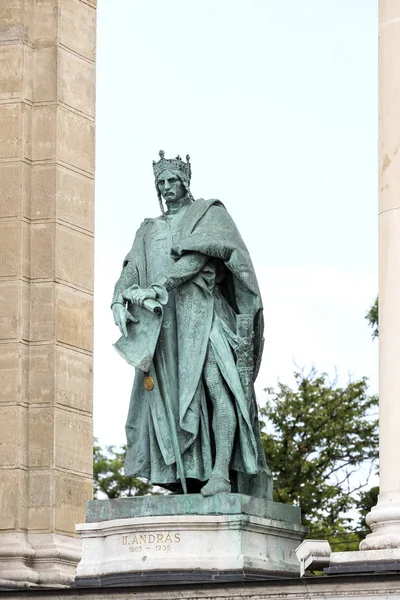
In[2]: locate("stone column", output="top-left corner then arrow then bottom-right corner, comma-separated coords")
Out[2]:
361,0 -> 400,551
0,0 -> 96,586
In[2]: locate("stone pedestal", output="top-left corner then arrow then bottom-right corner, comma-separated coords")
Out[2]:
0,0 -> 96,587
75,495 -> 307,585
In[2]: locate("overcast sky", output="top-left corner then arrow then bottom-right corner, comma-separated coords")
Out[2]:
94,0 -> 378,446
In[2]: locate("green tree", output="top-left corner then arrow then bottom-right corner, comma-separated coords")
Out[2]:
93,442 -> 153,499
261,368 -> 378,547
366,297 -> 378,339
356,485 -> 379,531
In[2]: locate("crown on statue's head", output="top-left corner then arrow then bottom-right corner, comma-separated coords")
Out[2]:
152,150 -> 191,182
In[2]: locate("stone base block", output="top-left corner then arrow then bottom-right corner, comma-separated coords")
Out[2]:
75,494 -> 306,585
326,548 -> 400,575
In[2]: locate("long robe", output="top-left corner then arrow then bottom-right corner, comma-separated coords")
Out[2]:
118,199 -> 271,498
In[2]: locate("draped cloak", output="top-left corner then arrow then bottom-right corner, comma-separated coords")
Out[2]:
121,199 -> 271,498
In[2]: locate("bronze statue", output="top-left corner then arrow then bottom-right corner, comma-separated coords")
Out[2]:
112,151 -> 272,498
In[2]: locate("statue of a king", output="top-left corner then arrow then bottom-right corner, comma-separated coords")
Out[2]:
111,151 -> 272,498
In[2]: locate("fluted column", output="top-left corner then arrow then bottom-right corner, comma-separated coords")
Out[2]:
361,0 -> 400,550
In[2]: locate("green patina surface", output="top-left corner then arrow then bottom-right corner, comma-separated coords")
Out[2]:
86,493 -> 301,525
111,152 -> 274,500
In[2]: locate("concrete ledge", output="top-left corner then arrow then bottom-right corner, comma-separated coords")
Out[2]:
326,548 -> 400,575
2,573 -> 400,598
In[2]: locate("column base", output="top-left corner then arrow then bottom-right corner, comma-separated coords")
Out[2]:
28,533 -> 82,587
360,491 -> 400,550
0,533 -> 38,587
0,532 -> 82,588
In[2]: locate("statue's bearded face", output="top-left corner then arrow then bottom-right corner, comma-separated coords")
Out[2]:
157,169 -> 186,202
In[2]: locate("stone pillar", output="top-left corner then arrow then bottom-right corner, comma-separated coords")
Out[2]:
0,0 -> 96,586
361,0 -> 400,551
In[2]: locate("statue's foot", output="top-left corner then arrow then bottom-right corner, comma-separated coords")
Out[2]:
201,475 -> 231,497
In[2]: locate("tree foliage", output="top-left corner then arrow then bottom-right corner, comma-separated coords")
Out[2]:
366,297 -> 378,339
356,485 -> 379,531
261,368 -> 378,544
93,442 -> 153,499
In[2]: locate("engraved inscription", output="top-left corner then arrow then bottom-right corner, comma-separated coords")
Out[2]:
121,531 -> 181,554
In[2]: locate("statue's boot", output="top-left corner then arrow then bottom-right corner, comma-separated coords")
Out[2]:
201,344 -> 236,497
201,474 -> 230,496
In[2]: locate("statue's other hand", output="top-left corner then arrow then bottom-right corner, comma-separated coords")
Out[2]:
123,287 -> 157,307
112,303 -> 138,338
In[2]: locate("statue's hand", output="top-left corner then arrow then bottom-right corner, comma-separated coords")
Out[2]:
123,287 -> 157,307
112,303 -> 138,338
